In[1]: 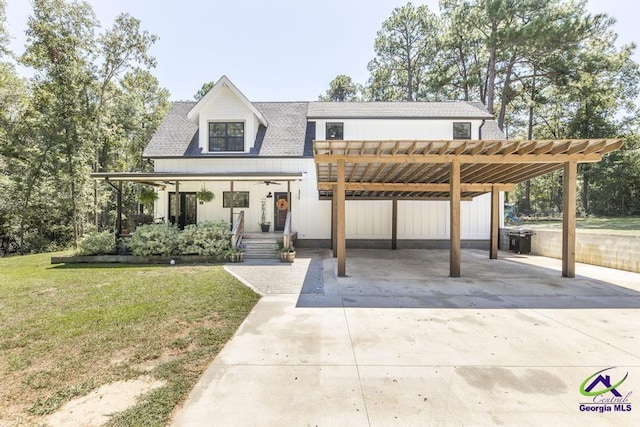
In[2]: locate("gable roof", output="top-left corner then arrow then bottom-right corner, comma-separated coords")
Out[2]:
144,101 -> 199,157
186,75 -> 267,126
307,101 -> 494,119
252,102 -> 312,156
143,101 -> 311,158
143,98 -> 505,159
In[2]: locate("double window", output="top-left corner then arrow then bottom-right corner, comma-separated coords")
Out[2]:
209,122 -> 244,152
223,191 -> 250,208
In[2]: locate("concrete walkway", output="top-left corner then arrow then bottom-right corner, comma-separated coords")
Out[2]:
171,249 -> 640,426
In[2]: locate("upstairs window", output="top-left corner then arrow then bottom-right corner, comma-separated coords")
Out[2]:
453,122 -> 471,140
326,122 -> 344,140
209,122 -> 245,152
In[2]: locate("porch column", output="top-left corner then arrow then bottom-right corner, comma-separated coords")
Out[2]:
391,198 -> 398,250
287,181 -> 291,212
229,180 -> 234,229
490,185 -> 500,259
116,181 -> 123,236
174,181 -> 180,227
337,159 -> 346,276
331,188 -> 337,258
450,160 -> 461,277
562,161 -> 577,277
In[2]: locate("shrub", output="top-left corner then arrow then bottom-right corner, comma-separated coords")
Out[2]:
127,224 -> 179,256
77,231 -> 116,256
177,222 -> 231,256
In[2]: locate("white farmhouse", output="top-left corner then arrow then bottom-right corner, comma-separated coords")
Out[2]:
94,75 -> 622,277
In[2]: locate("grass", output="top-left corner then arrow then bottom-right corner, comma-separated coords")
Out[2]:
0,252 -> 260,426
521,216 -> 640,234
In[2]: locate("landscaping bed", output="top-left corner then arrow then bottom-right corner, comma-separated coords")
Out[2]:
51,255 -> 224,265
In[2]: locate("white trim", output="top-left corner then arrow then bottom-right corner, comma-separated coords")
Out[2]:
187,75 -> 267,126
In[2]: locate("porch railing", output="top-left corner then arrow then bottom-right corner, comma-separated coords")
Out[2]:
231,210 -> 245,249
283,211 -> 294,248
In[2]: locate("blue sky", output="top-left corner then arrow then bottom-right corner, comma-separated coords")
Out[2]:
5,0 -> 639,102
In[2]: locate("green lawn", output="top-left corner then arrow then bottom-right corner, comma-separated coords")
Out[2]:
522,216 -> 640,234
0,253 -> 260,426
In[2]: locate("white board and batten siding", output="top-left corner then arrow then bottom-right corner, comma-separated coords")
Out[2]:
196,86 -> 260,154
314,119 -> 485,141
155,158 -> 492,240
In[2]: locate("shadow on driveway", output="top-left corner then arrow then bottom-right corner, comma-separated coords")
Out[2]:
295,249 -> 640,310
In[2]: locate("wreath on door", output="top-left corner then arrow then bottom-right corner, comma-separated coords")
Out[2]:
277,199 -> 289,211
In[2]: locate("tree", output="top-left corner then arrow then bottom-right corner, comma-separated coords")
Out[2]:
0,0 -> 169,251
366,2 -> 440,101
21,0 -> 98,248
318,74 -> 360,101
194,81 -> 215,101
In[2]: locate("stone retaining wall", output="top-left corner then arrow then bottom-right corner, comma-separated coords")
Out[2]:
500,228 -> 639,273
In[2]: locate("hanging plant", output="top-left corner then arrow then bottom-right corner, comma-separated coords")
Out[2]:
196,187 -> 215,204
139,188 -> 159,206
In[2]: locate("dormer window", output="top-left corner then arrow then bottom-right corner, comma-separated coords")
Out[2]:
326,122 -> 344,140
209,122 -> 244,152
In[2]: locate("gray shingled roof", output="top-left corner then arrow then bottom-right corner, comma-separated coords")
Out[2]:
481,120 -> 505,140
144,102 -> 198,157
144,100 -> 504,158
307,101 -> 494,119
252,103 -> 310,156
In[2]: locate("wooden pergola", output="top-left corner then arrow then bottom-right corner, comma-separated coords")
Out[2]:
313,138 -> 623,278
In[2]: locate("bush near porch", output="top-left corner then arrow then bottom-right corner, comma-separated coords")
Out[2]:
77,222 -> 232,257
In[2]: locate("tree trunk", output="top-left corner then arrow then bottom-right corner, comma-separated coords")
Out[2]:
582,167 -> 590,214
497,54 -> 517,130
485,19 -> 497,115
523,70 -> 536,213
65,126 -> 79,249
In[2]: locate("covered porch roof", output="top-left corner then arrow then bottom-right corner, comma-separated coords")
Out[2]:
91,172 -> 304,187
313,138 -> 624,279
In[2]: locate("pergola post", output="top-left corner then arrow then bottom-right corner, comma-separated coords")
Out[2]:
490,185 -> 500,259
562,161 -> 577,277
331,187 -> 337,258
450,160 -> 461,277
337,159 -> 346,276
391,199 -> 398,250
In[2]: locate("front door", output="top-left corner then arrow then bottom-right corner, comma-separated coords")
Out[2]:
273,192 -> 290,231
169,193 -> 197,229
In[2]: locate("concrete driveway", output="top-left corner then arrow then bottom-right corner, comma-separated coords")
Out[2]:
171,249 -> 640,426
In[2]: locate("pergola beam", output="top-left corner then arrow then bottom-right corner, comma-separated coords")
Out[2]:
317,182 -> 514,192
314,153 -> 604,164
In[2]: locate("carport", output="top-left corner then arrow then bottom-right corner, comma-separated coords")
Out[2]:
313,138 -> 623,278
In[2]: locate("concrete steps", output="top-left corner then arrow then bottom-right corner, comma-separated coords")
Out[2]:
241,233 -> 282,260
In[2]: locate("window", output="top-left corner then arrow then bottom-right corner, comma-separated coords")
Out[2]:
223,191 -> 250,208
209,122 -> 245,152
326,122 -> 344,140
453,122 -> 471,140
